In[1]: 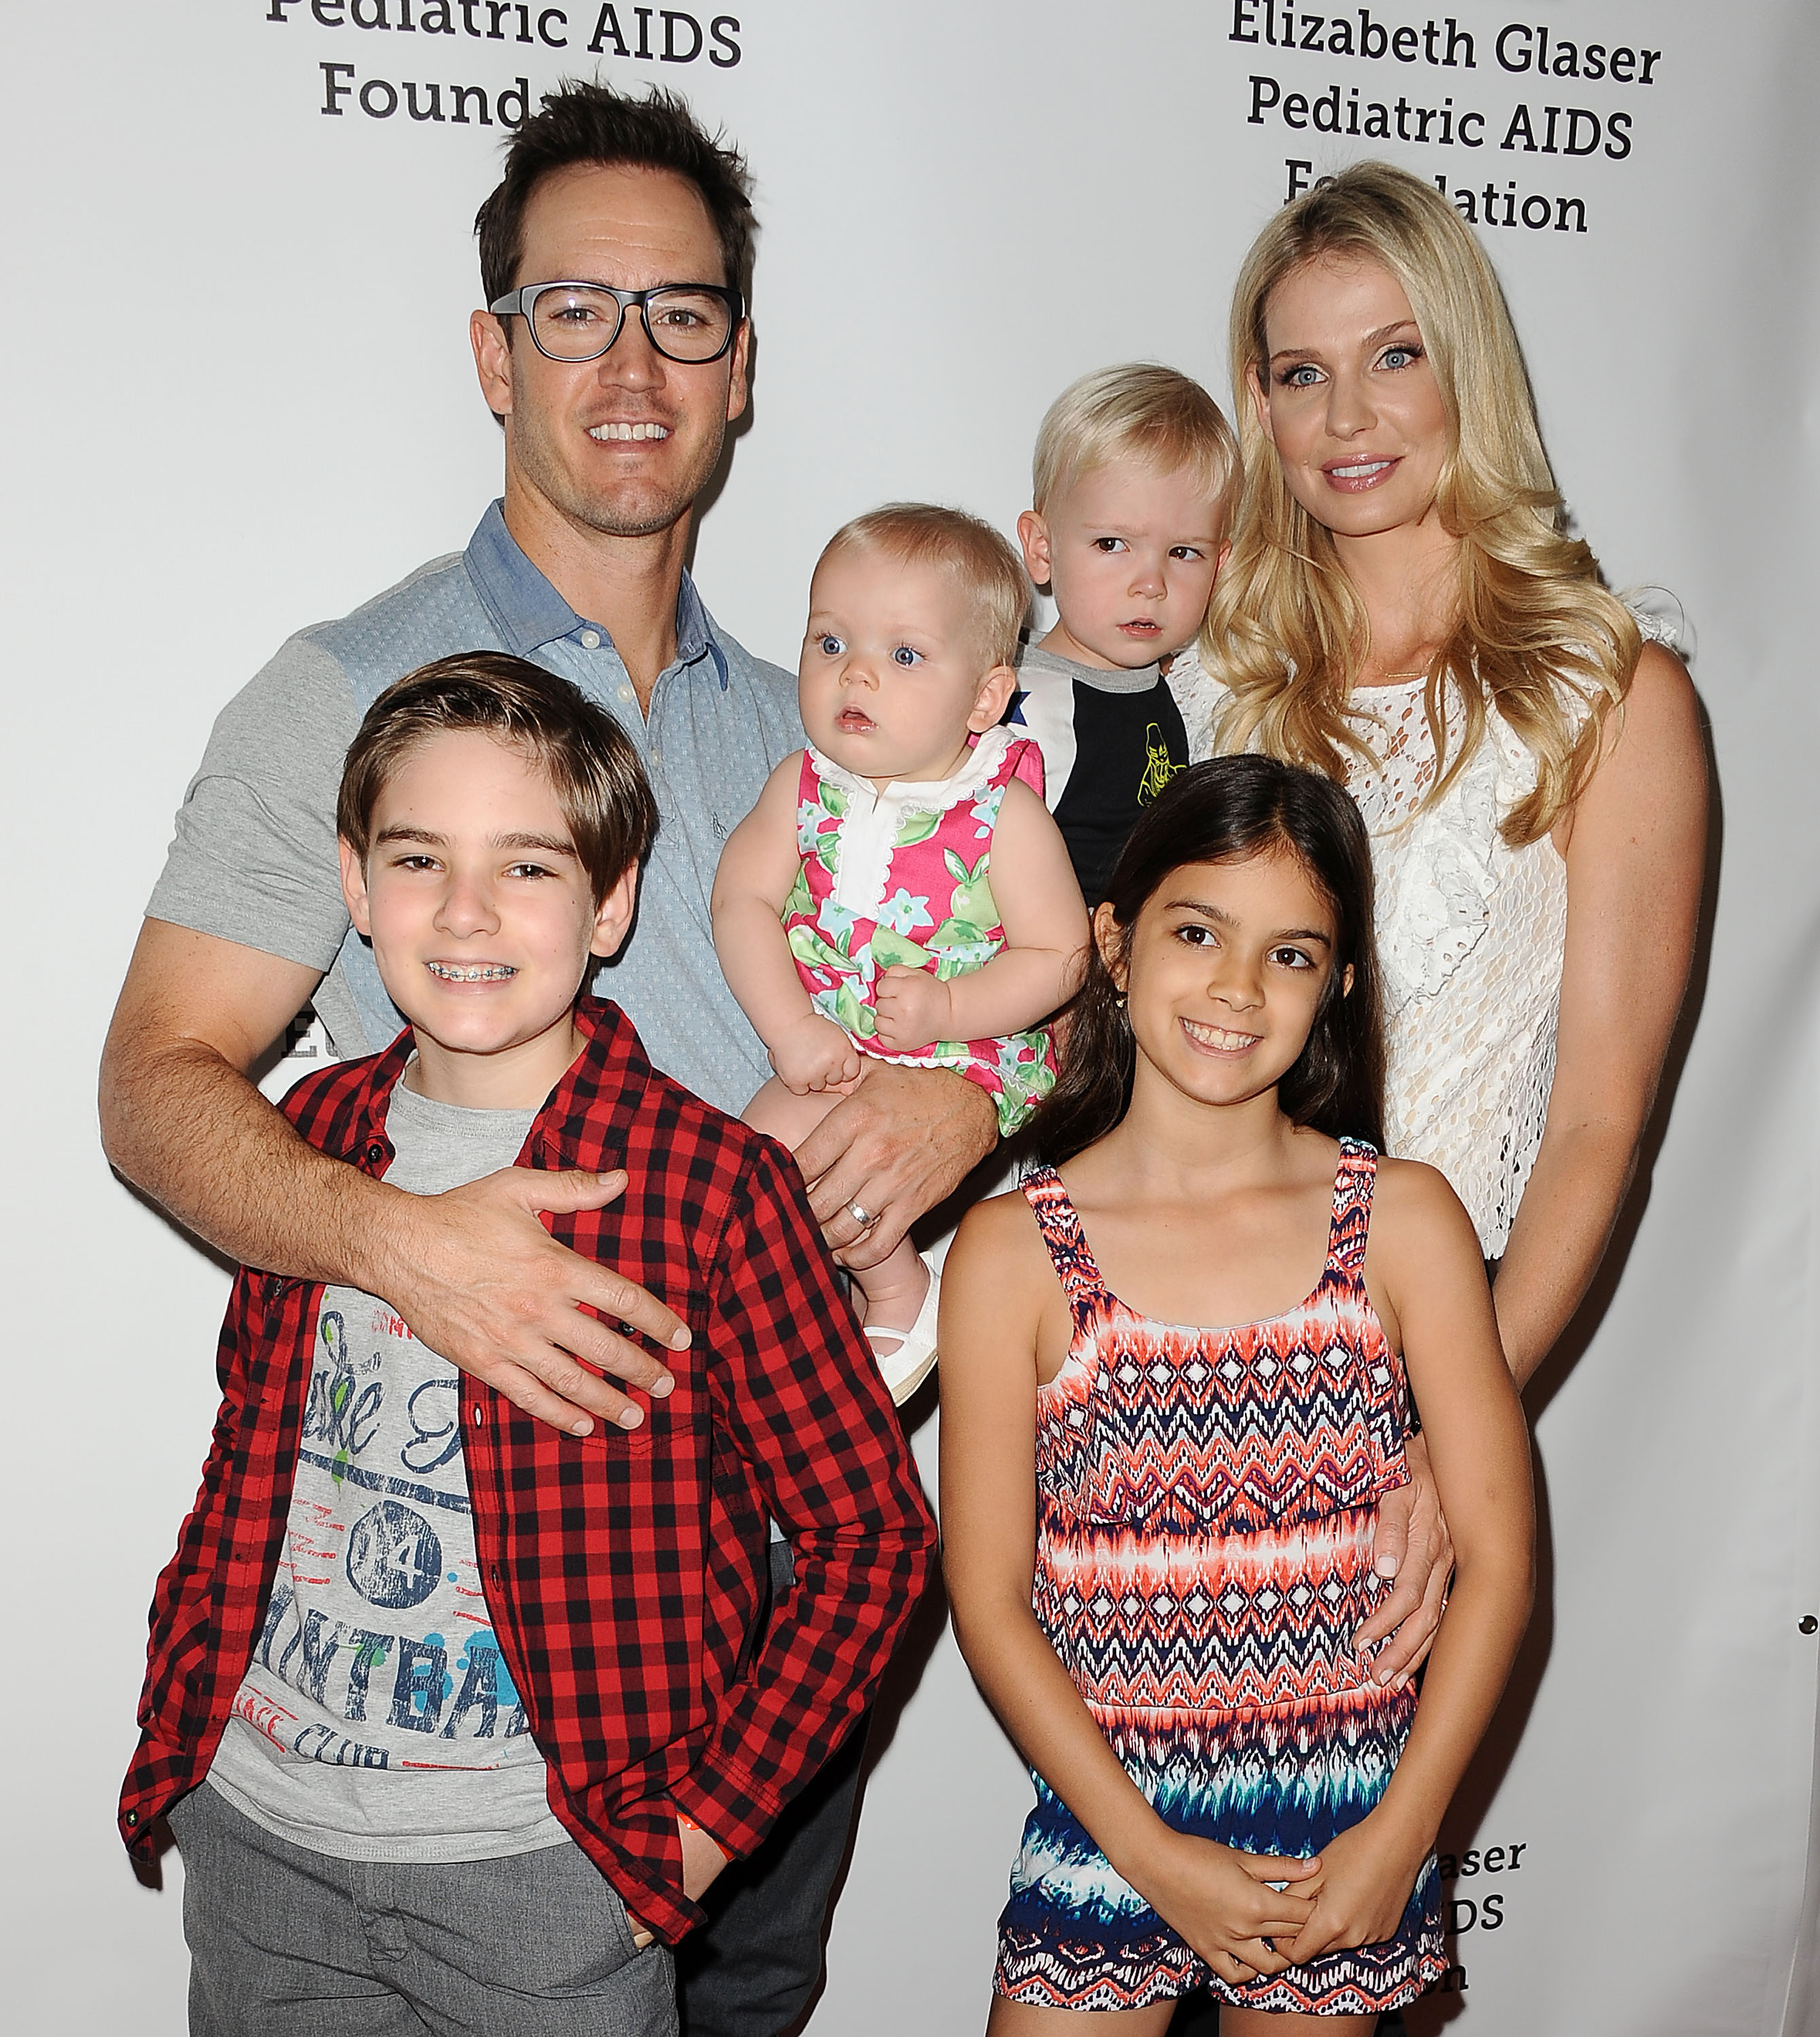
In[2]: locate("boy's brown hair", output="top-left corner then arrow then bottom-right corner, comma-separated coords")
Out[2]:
338,652 -> 659,906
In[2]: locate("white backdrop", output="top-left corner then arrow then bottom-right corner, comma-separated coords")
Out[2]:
6,3 -> 1819,2031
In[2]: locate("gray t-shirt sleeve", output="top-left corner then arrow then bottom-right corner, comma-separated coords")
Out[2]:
145,632 -> 360,971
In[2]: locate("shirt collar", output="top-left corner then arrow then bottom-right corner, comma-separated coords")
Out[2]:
1018,641 -> 1163,695
533,997 -> 650,1166
464,499 -> 726,688
804,724 -> 1014,814
672,570 -> 718,678
346,997 -> 649,1169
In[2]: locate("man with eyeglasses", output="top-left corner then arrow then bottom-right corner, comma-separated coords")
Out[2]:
100,80 -> 992,2037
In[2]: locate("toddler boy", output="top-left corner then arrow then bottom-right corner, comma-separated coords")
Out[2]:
1012,364 -> 1238,905
120,653 -> 936,2036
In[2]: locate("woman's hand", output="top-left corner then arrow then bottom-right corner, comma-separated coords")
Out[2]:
1278,1812 -> 1428,1964
1354,1429 -> 1455,1685
1134,1831 -> 1324,1987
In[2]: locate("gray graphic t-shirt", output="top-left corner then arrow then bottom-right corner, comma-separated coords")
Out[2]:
207,1075 -> 570,1862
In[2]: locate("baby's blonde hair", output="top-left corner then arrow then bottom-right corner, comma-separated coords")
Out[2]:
1032,363 -> 1238,522
820,503 -> 1029,668
1204,160 -> 1640,847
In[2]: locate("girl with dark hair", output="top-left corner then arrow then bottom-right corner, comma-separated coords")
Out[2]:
941,758 -> 1534,2033
1036,756 -> 1386,1171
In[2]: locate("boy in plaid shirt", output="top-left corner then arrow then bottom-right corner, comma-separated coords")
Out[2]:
120,653 -> 936,2036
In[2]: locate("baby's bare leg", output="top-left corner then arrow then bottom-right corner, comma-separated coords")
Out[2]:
743,1073 -> 929,1341
742,1073 -> 847,1150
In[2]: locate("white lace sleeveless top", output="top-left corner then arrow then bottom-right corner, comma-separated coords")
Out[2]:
1169,623 -> 1673,1257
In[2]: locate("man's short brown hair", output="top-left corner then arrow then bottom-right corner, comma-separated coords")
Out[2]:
476,81 -> 756,308
819,504 -> 1030,669
338,653 -> 658,906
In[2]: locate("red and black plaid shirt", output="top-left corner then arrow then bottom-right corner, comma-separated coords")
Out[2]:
119,998 -> 936,1943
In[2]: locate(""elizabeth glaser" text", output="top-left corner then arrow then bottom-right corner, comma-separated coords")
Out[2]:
1230,5 -> 1664,84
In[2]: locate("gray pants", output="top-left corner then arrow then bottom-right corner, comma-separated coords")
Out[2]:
170,1786 -> 677,2037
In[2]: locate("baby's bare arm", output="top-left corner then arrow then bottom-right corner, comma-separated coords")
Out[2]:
711,759 -> 856,1088
874,782 -> 1088,1051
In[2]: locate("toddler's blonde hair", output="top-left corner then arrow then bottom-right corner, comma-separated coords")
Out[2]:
1032,363 -> 1238,523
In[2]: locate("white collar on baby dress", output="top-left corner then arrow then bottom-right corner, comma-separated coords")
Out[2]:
805,724 -> 1016,921
804,723 -> 1016,816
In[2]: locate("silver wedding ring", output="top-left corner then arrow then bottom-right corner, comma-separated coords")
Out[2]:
847,1200 -> 878,1231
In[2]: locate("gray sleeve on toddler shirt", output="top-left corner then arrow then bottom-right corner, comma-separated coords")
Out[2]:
145,633 -> 361,974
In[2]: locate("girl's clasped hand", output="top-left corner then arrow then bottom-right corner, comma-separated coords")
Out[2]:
1135,1828 -> 1323,1983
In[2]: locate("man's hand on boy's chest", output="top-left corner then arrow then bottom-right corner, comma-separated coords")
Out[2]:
374,1160 -> 688,1441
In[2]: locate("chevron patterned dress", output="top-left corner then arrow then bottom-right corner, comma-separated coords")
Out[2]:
995,1141 -> 1447,2015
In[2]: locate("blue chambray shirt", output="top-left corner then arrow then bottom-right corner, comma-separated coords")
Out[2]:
149,502 -> 803,1116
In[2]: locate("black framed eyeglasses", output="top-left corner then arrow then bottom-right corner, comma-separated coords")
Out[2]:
488,280 -> 743,365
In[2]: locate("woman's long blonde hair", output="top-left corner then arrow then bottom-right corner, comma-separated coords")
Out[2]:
1203,160 -> 1639,846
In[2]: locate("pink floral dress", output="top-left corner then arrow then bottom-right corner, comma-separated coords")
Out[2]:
783,726 -> 1056,1134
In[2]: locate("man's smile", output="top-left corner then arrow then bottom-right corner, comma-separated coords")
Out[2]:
588,420 -> 671,442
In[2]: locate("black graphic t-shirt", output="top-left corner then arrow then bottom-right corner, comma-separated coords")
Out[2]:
1009,642 -> 1190,908
206,1074 -> 565,1863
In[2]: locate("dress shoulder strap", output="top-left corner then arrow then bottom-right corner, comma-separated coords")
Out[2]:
1326,1137 -> 1379,1281
1020,1166 -> 1109,1323
997,734 -> 1047,801
794,747 -> 821,849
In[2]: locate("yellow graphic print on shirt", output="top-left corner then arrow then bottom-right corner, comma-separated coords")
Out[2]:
1138,722 -> 1183,805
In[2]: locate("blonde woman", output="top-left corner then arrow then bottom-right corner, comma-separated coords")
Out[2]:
1170,160 -> 1705,1678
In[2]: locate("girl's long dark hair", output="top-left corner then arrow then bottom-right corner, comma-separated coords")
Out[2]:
1037,756 -> 1386,1166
